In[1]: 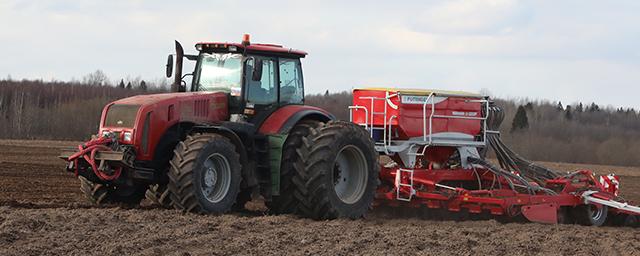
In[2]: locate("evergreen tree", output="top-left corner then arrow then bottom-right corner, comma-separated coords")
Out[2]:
511,105 -> 529,132
556,101 -> 563,111
126,82 -> 132,90
117,79 -> 125,89
524,102 -> 534,111
565,105 -> 573,120
139,80 -> 147,91
627,108 -> 636,115
576,102 -> 583,113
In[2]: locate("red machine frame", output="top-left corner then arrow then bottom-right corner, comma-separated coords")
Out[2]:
350,88 -> 640,225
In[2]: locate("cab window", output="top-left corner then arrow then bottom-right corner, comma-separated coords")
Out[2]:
246,58 -> 277,105
279,58 -> 304,104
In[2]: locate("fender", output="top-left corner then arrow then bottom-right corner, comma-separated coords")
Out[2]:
257,105 -> 334,197
258,105 -> 335,135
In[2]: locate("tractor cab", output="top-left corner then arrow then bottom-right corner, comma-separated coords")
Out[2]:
167,34 -> 307,123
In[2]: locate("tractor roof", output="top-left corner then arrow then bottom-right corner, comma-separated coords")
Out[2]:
195,36 -> 307,58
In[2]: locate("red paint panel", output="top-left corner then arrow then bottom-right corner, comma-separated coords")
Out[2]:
258,105 -> 331,135
351,89 -> 483,140
99,92 -> 229,161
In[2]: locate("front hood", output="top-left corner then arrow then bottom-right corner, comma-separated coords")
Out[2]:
112,91 -> 226,107
100,90 -> 230,153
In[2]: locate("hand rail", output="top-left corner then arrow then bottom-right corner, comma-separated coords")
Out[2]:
387,115 -> 397,149
348,105 -> 368,131
421,93 -> 436,143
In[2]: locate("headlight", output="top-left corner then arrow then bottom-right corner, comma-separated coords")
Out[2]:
123,131 -> 133,142
102,131 -> 110,137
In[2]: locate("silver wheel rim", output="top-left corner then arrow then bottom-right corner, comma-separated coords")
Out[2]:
201,153 -> 231,203
333,145 -> 368,204
591,205 -> 604,221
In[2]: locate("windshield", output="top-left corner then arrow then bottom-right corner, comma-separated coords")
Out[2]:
195,53 -> 242,95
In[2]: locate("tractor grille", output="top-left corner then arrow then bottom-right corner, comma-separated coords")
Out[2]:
194,99 -> 210,117
104,104 -> 140,128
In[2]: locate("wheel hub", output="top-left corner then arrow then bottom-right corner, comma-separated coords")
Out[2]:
333,145 -> 368,204
204,167 -> 218,188
200,153 -> 231,203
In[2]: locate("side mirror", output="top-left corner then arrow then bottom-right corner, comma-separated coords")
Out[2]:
252,59 -> 263,81
165,55 -> 174,78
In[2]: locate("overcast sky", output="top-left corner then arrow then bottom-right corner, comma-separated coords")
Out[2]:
2,0 -> 640,109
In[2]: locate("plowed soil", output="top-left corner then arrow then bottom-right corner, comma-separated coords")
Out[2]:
0,140 -> 639,255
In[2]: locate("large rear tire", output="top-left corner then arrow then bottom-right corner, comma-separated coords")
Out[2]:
266,119 -> 323,214
293,121 -> 380,220
168,133 -> 242,214
79,176 -> 146,206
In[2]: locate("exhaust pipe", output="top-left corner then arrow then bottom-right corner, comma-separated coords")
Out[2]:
172,40 -> 185,92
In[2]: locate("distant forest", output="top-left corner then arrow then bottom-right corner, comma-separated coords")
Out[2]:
2,74 -> 640,167
0,71 -> 166,141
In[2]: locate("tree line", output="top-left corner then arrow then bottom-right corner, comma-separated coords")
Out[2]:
2,75 -> 640,167
0,72 -> 167,140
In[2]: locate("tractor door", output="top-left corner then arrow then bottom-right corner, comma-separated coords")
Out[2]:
245,57 -> 278,117
278,58 -> 304,105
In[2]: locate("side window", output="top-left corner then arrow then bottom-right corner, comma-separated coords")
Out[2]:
279,58 -> 304,104
246,58 -> 277,105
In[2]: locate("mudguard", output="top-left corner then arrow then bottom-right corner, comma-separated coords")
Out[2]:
257,105 -> 334,195
258,105 -> 334,135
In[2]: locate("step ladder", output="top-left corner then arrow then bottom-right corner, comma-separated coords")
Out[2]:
395,168 -> 415,201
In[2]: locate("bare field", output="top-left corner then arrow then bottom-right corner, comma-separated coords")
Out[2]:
0,140 -> 639,255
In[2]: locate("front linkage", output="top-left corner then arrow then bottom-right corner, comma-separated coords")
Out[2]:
59,134 -> 146,205
61,134 -> 137,181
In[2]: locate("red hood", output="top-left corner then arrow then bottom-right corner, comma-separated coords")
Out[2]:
113,91 -> 225,106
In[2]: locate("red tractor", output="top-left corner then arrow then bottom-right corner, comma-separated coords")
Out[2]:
60,35 -> 379,219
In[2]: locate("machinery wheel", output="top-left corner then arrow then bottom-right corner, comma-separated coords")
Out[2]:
573,204 -> 608,226
168,133 -> 242,214
145,184 -> 172,208
293,121 -> 380,220
79,176 -> 146,206
266,119 -> 323,214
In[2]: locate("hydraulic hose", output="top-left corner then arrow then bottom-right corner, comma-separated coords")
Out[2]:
484,102 -> 561,184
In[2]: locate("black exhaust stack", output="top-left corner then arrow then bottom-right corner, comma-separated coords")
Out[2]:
172,40 -> 185,92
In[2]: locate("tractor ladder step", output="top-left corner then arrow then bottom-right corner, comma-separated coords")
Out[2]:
395,168 -> 415,202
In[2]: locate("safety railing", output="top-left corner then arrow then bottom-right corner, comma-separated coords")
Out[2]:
349,90 -> 489,155
348,91 -> 398,155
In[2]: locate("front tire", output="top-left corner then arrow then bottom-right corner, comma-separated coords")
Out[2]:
145,184 -> 172,208
293,121 -> 380,220
168,133 -> 242,214
79,176 -> 146,206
